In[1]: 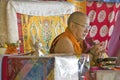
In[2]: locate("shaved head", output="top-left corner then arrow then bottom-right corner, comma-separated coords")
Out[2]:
67,11 -> 90,41
68,11 -> 89,26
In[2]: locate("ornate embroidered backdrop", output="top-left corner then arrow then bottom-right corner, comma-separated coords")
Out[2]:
17,13 -> 69,53
6,0 -> 75,54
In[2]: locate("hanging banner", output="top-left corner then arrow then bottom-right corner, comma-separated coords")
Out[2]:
17,13 -> 69,53
87,2 -> 120,55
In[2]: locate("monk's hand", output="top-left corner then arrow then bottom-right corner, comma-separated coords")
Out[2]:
89,41 -> 108,66
90,41 -> 106,57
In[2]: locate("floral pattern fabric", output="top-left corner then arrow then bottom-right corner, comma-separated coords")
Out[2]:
87,1 -> 120,53
17,13 -> 69,53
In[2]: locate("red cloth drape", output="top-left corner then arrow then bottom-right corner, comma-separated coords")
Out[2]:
87,1 -> 120,55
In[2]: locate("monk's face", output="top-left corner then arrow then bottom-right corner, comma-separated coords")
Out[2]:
74,18 -> 90,41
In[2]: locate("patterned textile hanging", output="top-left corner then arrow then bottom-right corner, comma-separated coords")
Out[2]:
87,1 -> 120,54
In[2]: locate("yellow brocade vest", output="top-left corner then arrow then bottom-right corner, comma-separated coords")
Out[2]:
50,28 -> 83,54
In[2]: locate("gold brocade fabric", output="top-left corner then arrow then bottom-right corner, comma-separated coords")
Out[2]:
67,0 -> 86,14
20,14 -> 69,53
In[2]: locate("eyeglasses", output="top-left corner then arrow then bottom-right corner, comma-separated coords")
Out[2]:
72,21 -> 91,30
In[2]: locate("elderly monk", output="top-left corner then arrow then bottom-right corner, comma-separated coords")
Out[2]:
49,11 -> 107,64
50,11 -> 91,54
